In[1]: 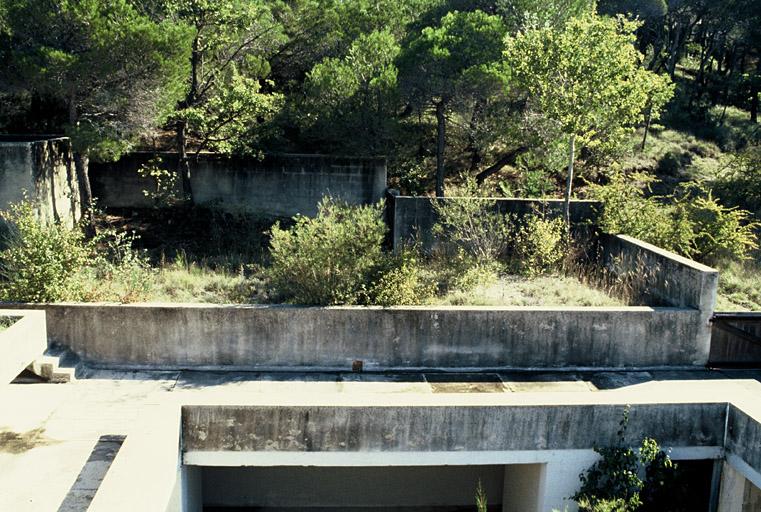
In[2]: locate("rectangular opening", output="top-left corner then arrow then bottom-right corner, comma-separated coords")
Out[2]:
200,465 -> 507,511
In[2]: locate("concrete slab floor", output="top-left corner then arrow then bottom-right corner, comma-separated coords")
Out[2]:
0,367 -> 760,512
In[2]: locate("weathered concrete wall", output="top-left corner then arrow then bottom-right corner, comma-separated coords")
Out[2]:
726,405 -> 761,486
3,303 -> 709,369
709,314 -> 761,365
0,309 -> 46,384
388,194 -> 600,251
0,136 -> 81,226
90,152 -> 387,217
600,234 -> 718,363
182,403 -> 726,454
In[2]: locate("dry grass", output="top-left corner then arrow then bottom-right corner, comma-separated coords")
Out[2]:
435,275 -> 624,307
715,258 -> 761,312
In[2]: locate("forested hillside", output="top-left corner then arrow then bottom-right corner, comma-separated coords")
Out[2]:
0,0 -> 760,309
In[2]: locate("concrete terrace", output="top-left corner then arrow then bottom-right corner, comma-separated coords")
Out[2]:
2,367 -> 761,512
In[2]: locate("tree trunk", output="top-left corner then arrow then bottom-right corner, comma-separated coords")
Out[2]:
177,120 -> 193,202
564,134 -> 576,229
641,105 -> 653,151
475,146 -> 530,184
751,60 -> 760,123
68,92 -> 94,233
435,100 -> 446,198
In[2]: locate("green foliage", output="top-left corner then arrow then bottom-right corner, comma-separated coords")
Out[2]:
301,29 -> 401,155
168,0 -> 287,155
514,214 -> 566,276
574,407 -> 683,512
590,171 -> 759,263
0,202 -> 91,302
1,0 -> 190,158
504,12 -> 674,162
713,145 -> 761,216
574,408 -> 643,512
137,157 -> 181,208
432,179 -> 514,263
268,199 -> 386,305
267,198 -> 432,306
368,247 -> 435,306
475,479 -> 488,512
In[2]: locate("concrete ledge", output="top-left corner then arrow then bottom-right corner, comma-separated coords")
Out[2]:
181,403 -> 726,457
2,303 -> 709,369
0,309 -> 46,384
87,405 -> 185,512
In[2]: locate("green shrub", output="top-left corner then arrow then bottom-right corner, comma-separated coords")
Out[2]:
432,179 -> 515,263
590,172 -> 758,263
685,189 -> 759,263
137,156 -> 181,207
0,202 -> 91,302
268,198 -> 387,305
367,248 -> 435,306
514,214 -> 566,276
713,145 -> 761,216
573,408 -> 682,512
267,198 -> 437,306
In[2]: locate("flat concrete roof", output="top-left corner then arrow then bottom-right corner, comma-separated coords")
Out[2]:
1,367 -> 761,511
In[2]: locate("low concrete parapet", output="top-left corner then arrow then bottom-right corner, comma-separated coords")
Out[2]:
600,234 -> 718,363
182,402 -> 727,458
3,303 -> 709,370
0,309 -> 46,384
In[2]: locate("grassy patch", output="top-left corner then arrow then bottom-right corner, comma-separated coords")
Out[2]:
435,275 -> 625,307
715,258 -> 761,312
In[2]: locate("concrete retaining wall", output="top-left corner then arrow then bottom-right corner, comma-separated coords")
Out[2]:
387,194 -> 600,251
0,136 -> 81,226
90,152 -> 387,217
3,303 -> 709,370
0,309 -> 46,384
182,403 -> 727,455
600,234 -> 718,362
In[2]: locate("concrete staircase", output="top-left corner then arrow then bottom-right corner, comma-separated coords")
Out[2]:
23,346 -> 80,383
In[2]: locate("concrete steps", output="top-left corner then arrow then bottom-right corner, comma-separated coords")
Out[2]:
24,346 -> 80,384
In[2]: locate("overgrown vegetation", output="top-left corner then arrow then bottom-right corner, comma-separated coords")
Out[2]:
573,407 -> 695,512
267,198 -> 433,306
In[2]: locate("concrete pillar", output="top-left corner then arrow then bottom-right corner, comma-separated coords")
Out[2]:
538,452 -> 599,512
502,464 -> 543,512
181,466 -> 202,512
718,462 -> 747,512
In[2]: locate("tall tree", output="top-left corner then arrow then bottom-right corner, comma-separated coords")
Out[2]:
398,10 -> 507,196
504,13 -> 674,225
301,29 -> 401,155
167,0 -> 287,200
1,0 -> 189,216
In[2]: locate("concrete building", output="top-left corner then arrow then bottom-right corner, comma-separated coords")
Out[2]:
0,139 -> 760,511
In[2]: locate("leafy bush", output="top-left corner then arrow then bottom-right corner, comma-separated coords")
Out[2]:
268,198 -> 432,306
137,156 -> 181,207
573,408 -> 682,512
713,145 -> 761,216
514,214 -> 566,276
367,248 -> 435,306
0,202 -> 91,302
432,180 -> 515,264
268,199 -> 386,305
590,171 -> 758,263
